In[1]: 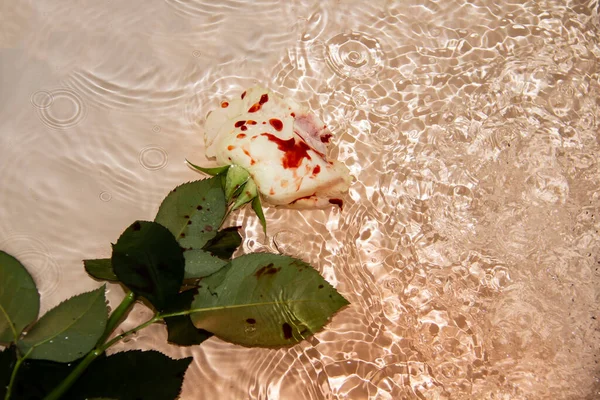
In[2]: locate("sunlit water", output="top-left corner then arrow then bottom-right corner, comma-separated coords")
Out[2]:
1,0 -> 599,398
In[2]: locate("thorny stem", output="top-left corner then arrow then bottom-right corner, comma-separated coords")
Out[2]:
96,291 -> 137,346
40,293 -> 280,399
40,190 -> 237,400
101,316 -> 159,350
42,348 -> 98,400
43,315 -> 159,400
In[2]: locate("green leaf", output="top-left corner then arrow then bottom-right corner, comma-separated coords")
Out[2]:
111,221 -> 184,311
6,351 -> 191,400
0,346 -> 16,399
252,195 -> 267,235
5,355 -> 72,399
0,251 -> 39,343
68,350 -> 192,400
83,258 -> 118,282
183,249 -> 227,279
18,286 -> 108,363
155,177 -> 227,250
224,165 -> 250,201
201,226 -> 242,260
165,316 -> 212,347
186,159 -> 230,176
2,347 -> 73,399
218,168 -> 228,190
190,253 -> 349,347
88,398 -> 118,400
231,178 -> 258,211
164,290 -> 213,346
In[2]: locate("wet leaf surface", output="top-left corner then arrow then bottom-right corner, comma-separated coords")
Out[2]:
112,221 -> 184,311
18,286 -> 107,363
191,253 -> 349,347
0,251 -> 40,343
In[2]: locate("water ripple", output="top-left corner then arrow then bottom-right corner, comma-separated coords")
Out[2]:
64,70 -> 190,112
2,0 -> 600,399
34,88 -> 86,130
138,145 -> 169,171
0,235 -> 61,301
325,32 -> 385,80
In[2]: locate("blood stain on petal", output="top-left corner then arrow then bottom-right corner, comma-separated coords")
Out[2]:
269,118 -> 283,131
261,133 -> 312,169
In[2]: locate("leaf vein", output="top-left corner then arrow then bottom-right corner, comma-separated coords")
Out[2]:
0,302 -> 18,341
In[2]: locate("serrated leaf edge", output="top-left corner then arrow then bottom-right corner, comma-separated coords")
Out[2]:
185,159 -> 230,176
19,285 -> 106,352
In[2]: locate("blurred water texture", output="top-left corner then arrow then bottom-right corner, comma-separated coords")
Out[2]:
0,0 -> 599,398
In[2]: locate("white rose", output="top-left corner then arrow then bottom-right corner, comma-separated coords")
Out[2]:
203,86 -> 351,208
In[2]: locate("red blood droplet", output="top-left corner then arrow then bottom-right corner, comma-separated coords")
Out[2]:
221,101 -> 229,108
241,125 -> 248,131
291,194 -> 316,204
261,133 -> 312,169
329,198 -> 343,209
320,133 -> 332,143
259,94 -> 269,104
247,120 -> 257,125
227,145 -> 235,151
269,118 -> 283,132
235,120 -> 246,128
290,112 -> 296,117
241,91 -> 247,99
248,103 -> 261,113
243,149 -> 256,165
237,133 -> 246,139
313,165 -> 321,175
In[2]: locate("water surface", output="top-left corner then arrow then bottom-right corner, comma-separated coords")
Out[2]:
1,0 -> 599,398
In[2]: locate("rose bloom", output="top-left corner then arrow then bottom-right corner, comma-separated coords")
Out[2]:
204,86 -> 351,208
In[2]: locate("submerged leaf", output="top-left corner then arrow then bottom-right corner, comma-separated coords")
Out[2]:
88,398 -> 118,400
7,355 -> 72,399
11,350 -> 192,400
190,253 -> 349,347
186,159 -> 230,176
112,221 -> 184,311
164,290 -> 213,346
155,177 -> 227,249
165,317 -> 212,347
18,286 -> 108,363
0,251 -> 39,343
0,346 -> 16,398
84,258 -> 118,282
68,350 -> 192,400
201,226 -> 242,260
183,249 -> 227,279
